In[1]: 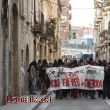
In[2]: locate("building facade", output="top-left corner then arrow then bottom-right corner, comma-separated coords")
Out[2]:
94,0 -> 110,61
0,0 -> 40,105
60,0 -> 72,40
39,0 -> 61,62
0,0 -> 61,105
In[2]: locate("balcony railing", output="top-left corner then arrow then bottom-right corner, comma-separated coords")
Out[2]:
99,30 -> 109,44
103,0 -> 110,11
45,18 -> 56,37
49,41 -> 58,53
31,23 -> 42,35
103,0 -> 110,7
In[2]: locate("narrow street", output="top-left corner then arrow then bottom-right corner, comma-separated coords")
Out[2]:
0,0 -> 110,110
47,98 -> 110,110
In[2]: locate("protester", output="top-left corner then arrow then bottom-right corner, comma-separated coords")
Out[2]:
39,59 -> 49,95
52,59 -> 58,67
56,59 -> 63,99
69,59 -> 79,99
102,60 -> 110,99
87,58 -> 96,99
36,59 -> 42,90
97,60 -> 103,98
26,57 -> 107,100
27,60 -> 37,95
78,59 -> 84,97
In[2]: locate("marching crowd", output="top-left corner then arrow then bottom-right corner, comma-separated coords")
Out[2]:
27,58 -> 110,100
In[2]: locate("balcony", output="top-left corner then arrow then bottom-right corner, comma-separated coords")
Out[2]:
101,11 -> 107,16
104,2 -> 110,11
40,18 -> 57,40
46,18 -> 56,37
94,23 -> 100,27
94,1 -> 103,8
104,39 -> 110,45
94,44 -> 102,52
31,23 -> 42,35
94,19 -> 102,24
99,30 -> 109,43
49,41 -> 57,53
96,16 -> 103,19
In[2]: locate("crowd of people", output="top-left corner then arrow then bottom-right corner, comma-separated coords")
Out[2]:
27,58 -> 110,100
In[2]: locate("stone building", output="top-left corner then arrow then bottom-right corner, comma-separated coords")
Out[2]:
94,0 -> 110,61
0,0 -> 40,105
0,0 -> 62,105
60,0 -> 72,40
39,0 -> 62,62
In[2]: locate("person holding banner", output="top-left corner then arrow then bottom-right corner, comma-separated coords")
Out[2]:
97,60 -> 103,98
56,59 -> 63,99
69,59 -> 79,99
39,59 -> 49,95
102,60 -> 110,99
62,59 -> 70,98
52,59 -> 58,67
87,58 -> 96,99
78,59 -> 84,98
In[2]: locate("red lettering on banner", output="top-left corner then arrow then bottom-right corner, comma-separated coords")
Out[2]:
84,79 -> 102,88
66,78 -> 70,87
50,79 -> 60,87
95,80 -> 102,88
62,78 -> 70,87
71,78 -> 80,87
50,79 -> 102,89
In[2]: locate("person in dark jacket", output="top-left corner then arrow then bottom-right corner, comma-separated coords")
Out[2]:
97,60 -> 103,98
87,58 -> 96,99
52,59 -> 58,67
102,60 -> 110,99
37,59 -> 42,90
39,59 -> 49,95
56,59 -> 63,99
69,59 -> 78,99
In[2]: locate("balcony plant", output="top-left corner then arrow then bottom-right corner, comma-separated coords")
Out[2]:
46,18 -> 57,37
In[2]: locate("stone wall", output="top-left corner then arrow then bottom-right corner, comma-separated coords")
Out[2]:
0,0 -> 3,105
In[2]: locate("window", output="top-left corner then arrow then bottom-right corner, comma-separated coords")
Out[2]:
61,16 -> 67,23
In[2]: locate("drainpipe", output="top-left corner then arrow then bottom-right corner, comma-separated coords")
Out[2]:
2,0 -> 8,105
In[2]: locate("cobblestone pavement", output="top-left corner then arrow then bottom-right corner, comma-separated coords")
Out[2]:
46,98 -> 110,110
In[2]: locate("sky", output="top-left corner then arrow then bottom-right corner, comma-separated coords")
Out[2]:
71,0 -> 95,27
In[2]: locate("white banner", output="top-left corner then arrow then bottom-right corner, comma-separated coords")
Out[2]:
46,65 -> 104,91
